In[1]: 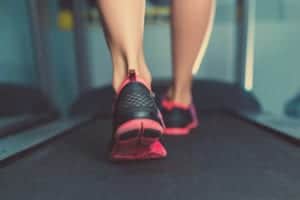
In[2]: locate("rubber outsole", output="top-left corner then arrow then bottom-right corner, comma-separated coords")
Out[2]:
164,121 -> 199,136
119,128 -> 162,139
110,139 -> 167,161
110,119 -> 166,161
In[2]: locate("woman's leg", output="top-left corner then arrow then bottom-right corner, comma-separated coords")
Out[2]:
169,0 -> 216,105
97,0 -> 167,160
97,0 -> 150,91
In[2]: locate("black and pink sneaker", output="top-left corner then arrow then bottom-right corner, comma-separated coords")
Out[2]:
160,98 -> 199,135
110,70 -> 167,161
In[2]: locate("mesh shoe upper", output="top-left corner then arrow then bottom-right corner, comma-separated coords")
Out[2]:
113,79 -> 163,131
161,106 -> 194,128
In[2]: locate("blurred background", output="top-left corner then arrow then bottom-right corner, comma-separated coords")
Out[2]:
0,0 -> 299,133
0,0 -> 299,118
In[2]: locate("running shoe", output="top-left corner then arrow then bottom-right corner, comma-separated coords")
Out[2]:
110,70 -> 167,161
160,98 -> 199,135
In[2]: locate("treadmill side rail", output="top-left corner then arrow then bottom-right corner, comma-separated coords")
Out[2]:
0,116 -> 91,162
0,114 -> 56,138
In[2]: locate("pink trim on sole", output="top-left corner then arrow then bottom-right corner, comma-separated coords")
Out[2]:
110,140 -> 167,161
161,97 -> 200,136
161,99 -> 190,110
164,120 -> 199,136
115,119 -> 164,138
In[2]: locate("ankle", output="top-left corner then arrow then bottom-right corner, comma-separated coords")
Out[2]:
112,66 -> 152,92
138,64 -> 152,87
110,48 -> 152,91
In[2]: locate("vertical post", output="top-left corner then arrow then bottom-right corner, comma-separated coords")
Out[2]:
28,0 -> 55,100
73,0 -> 91,93
235,0 -> 256,91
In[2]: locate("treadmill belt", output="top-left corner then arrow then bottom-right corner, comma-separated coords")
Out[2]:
1,111 -> 299,200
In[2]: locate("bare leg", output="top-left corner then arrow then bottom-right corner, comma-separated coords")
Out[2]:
97,1 -> 168,160
169,0 -> 216,105
97,0 -> 150,91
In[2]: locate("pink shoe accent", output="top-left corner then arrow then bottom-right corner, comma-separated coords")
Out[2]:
112,119 -> 165,161
110,140 -> 167,161
162,98 -> 199,135
161,98 -> 190,110
164,120 -> 199,135
115,119 -> 164,138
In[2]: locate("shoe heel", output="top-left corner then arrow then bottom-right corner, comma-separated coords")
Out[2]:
112,120 -> 163,159
115,119 -> 163,141
140,128 -> 161,145
117,124 -> 161,146
110,129 -> 164,161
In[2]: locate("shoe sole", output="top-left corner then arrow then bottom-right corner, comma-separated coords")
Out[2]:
110,119 -> 166,161
164,120 -> 199,136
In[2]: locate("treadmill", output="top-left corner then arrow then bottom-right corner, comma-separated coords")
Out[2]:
1,1 -> 299,200
1,82 -> 300,200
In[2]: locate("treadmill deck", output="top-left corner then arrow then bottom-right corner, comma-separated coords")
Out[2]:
1,112 -> 299,200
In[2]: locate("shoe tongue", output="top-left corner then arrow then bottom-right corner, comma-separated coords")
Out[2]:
128,69 -> 137,81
